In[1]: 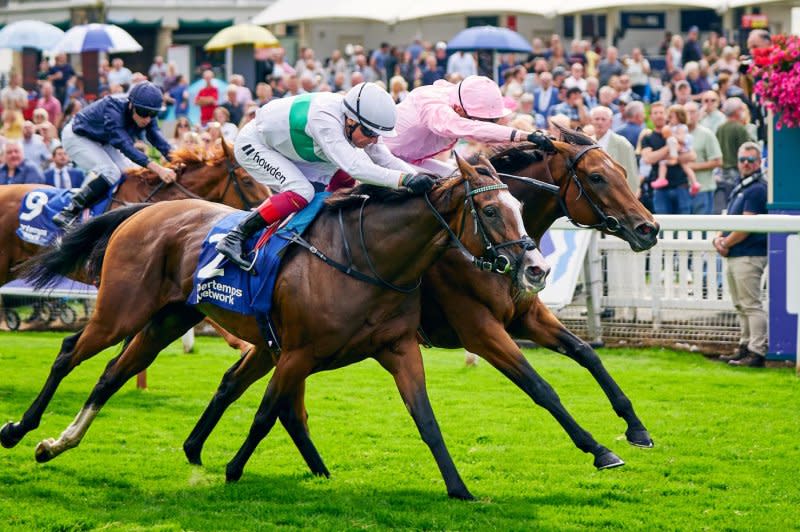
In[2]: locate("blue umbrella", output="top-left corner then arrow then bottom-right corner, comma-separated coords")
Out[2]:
52,23 -> 142,53
447,26 -> 532,54
0,20 -> 65,51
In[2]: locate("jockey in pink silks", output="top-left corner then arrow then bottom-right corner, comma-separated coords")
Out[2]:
383,75 -> 555,176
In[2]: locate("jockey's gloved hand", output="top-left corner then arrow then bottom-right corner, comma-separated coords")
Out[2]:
527,131 -> 556,153
402,173 -> 436,195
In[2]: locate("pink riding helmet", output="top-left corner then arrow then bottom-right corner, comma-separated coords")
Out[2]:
449,75 -> 512,120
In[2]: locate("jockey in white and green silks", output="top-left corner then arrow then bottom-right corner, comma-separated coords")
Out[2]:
216,82 -> 434,270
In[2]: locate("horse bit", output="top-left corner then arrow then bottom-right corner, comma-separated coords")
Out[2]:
285,178 -> 538,294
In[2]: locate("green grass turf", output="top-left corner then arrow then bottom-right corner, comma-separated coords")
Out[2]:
0,331 -> 798,531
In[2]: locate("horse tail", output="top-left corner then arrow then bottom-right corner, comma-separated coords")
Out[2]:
21,204 -> 151,290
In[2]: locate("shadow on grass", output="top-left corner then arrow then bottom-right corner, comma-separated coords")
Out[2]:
16,465 -> 631,530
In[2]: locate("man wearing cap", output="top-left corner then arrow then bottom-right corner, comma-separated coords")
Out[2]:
383,75 -> 555,175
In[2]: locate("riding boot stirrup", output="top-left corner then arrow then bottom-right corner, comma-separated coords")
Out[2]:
52,177 -> 113,229
215,210 -> 268,271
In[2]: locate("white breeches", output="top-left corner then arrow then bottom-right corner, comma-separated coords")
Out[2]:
233,121 -> 318,203
61,122 -> 136,185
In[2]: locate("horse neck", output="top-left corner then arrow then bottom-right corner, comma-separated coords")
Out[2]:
333,186 -> 466,289
505,158 -> 568,242
113,172 -> 197,204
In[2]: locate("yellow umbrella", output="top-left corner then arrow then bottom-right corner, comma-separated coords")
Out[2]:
204,24 -> 280,51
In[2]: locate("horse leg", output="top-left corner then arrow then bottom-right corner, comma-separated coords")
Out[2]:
516,302 -> 653,448
458,314 -> 624,470
376,339 -> 473,500
1,330 -> 88,448
205,317 -> 255,356
225,352 -> 313,483
183,346 -> 274,465
278,379 -> 330,477
1,317 -> 147,449
34,304 -> 203,462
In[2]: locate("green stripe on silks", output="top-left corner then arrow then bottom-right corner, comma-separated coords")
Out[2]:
289,94 -> 323,162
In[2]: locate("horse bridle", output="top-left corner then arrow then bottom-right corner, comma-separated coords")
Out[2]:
284,178 -> 538,294
427,179 -> 537,276
138,159 -> 255,210
552,144 -> 621,233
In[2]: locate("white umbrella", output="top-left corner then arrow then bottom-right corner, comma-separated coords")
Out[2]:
0,20 -> 65,51
51,23 -> 142,53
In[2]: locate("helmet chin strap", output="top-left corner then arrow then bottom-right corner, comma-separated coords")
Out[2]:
344,119 -> 358,144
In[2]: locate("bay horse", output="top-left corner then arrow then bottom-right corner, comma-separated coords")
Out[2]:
3,156 -> 547,500
180,127 -> 660,472
0,141 -> 268,288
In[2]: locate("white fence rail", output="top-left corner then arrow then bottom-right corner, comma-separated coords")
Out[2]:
551,214 -> 800,368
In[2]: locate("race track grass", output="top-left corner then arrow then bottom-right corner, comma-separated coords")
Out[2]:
0,331 -> 798,531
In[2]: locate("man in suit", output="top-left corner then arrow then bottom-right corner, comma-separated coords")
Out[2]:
591,106 -> 638,194
533,72 -> 559,120
44,146 -> 85,189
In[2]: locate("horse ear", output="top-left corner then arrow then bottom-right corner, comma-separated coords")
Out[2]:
455,152 -> 477,179
477,154 -> 493,171
220,139 -> 235,161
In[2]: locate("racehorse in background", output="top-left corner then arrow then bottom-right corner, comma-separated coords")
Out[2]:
0,141 -> 268,288
4,156 -> 547,500
182,125 -> 661,472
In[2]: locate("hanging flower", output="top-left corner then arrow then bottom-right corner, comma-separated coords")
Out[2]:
750,34 -> 800,129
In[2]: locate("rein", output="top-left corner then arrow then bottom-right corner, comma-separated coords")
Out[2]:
283,179 -> 536,293
120,158 -> 254,208
544,144 -> 621,233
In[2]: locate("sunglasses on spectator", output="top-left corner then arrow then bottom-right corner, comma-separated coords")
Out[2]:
738,156 -> 758,163
133,106 -> 159,118
359,125 -> 379,138
176,123 -> 190,129
702,98 -> 718,103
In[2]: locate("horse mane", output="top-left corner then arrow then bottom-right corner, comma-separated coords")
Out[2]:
124,145 -> 229,183
489,144 -> 545,174
324,176 -> 463,211
553,123 -> 596,146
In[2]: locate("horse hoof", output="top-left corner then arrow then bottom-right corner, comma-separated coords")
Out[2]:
183,441 -> 203,466
34,439 -> 57,463
0,422 -> 23,449
448,487 -> 475,501
594,450 -> 625,470
626,429 -> 654,448
225,465 -> 243,483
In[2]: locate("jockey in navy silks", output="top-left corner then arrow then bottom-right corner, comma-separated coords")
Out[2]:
52,81 -> 177,228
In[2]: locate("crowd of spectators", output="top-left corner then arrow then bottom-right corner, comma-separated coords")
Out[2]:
0,27 -> 770,219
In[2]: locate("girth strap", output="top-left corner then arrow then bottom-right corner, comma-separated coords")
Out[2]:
277,230 -> 422,294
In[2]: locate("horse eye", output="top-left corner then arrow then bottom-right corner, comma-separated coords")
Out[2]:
483,205 -> 497,218
589,173 -> 605,184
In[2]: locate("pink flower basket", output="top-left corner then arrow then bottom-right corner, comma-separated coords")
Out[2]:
750,34 -> 800,129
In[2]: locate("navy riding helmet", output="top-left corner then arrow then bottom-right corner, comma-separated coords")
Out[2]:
129,81 -> 164,118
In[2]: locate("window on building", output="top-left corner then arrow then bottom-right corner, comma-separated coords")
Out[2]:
467,16 -> 499,28
680,9 -> 722,33
564,15 -> 607,39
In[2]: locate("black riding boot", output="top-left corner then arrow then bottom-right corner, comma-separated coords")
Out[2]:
215,210 -> 268,270
52,177 -> 112,229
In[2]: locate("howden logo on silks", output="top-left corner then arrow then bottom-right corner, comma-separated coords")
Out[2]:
241,144 -> 286,184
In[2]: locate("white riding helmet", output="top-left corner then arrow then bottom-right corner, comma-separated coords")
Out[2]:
343,82 -> 398,137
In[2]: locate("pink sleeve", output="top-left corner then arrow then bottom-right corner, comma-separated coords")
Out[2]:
417,98 -> 518,143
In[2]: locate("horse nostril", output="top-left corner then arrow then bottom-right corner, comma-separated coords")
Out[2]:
636,222 -> 658,236
525,265 -> 547,284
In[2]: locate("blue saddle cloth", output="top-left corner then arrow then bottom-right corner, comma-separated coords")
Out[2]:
188,192 -> 329,318
16,186 -> 114,246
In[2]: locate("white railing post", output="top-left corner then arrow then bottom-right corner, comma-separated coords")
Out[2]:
583,232 -> 603,345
